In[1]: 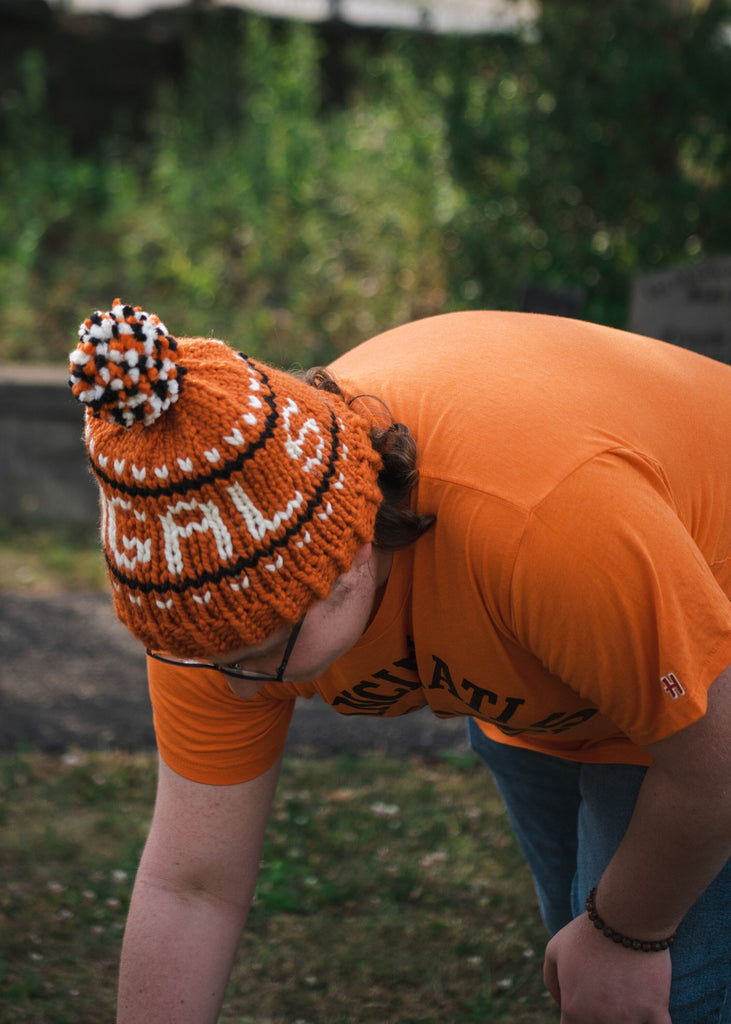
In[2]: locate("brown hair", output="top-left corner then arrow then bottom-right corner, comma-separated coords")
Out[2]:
304,367 -> 436,551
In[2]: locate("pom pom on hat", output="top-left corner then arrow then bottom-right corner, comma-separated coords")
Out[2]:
70,300 -> 185,428
69,300 -> 383,659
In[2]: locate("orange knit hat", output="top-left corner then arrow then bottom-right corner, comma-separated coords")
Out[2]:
69,300 -> 382,658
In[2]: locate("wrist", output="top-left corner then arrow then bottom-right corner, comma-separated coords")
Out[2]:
586,888 -> 676,953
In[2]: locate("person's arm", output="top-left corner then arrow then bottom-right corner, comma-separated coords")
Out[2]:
117,754 -> 282,1024
543,664 -> 731,1023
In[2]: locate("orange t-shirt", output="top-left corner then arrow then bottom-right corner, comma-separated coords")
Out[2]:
148,311 -> 731,785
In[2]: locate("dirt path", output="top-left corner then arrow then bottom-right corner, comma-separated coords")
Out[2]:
0,590 -> 467,757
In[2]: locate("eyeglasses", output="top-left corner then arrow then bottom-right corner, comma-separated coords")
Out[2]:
146,615 -> 305,683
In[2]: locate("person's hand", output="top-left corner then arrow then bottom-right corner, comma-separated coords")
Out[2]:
543,913 -> 673,1023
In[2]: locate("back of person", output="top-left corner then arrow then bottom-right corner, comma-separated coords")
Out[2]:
331,310 -> 731,577
327,311 -> 731,763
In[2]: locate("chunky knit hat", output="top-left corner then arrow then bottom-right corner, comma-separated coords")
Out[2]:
69,300 -> 382,658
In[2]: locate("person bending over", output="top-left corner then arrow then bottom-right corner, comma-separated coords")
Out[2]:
68,300 -> 731,1023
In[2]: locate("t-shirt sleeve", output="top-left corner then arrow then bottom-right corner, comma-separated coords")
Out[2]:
147,658 -> 296,785
508,449 -> 731,747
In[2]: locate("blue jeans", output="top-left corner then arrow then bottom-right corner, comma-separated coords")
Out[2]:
468,720 -> 731,1023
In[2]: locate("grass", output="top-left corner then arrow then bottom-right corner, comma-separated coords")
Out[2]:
0,520 -> 106,593
0,748 -> 560,1024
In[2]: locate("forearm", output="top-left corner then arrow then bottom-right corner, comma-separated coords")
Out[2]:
117,876 -> 250,1024
594,759 -> 731,939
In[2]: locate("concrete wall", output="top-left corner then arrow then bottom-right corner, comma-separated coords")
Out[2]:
0,365 -> 99,528
2,253 -> 729,531
628,256 -> 731,364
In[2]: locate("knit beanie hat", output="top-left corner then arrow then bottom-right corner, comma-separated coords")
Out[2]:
69,300 -> 382,659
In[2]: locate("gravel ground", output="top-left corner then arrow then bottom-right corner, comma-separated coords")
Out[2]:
0,590 -> 468,758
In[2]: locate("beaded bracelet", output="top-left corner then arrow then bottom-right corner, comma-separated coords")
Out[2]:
585,888 -> 677,952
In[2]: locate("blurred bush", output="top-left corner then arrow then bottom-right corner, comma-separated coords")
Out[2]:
0,1 -> 728,365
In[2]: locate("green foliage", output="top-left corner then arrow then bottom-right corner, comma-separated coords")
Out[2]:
430,0 -> 731,324
0,5 -> 728,364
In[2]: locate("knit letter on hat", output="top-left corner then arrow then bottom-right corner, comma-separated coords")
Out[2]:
69,300 -> 382,659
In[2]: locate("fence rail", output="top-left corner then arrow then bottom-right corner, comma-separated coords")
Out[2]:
49,0 -> 537,34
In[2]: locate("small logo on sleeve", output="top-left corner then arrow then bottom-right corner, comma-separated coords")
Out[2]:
661,672 -> 686,699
